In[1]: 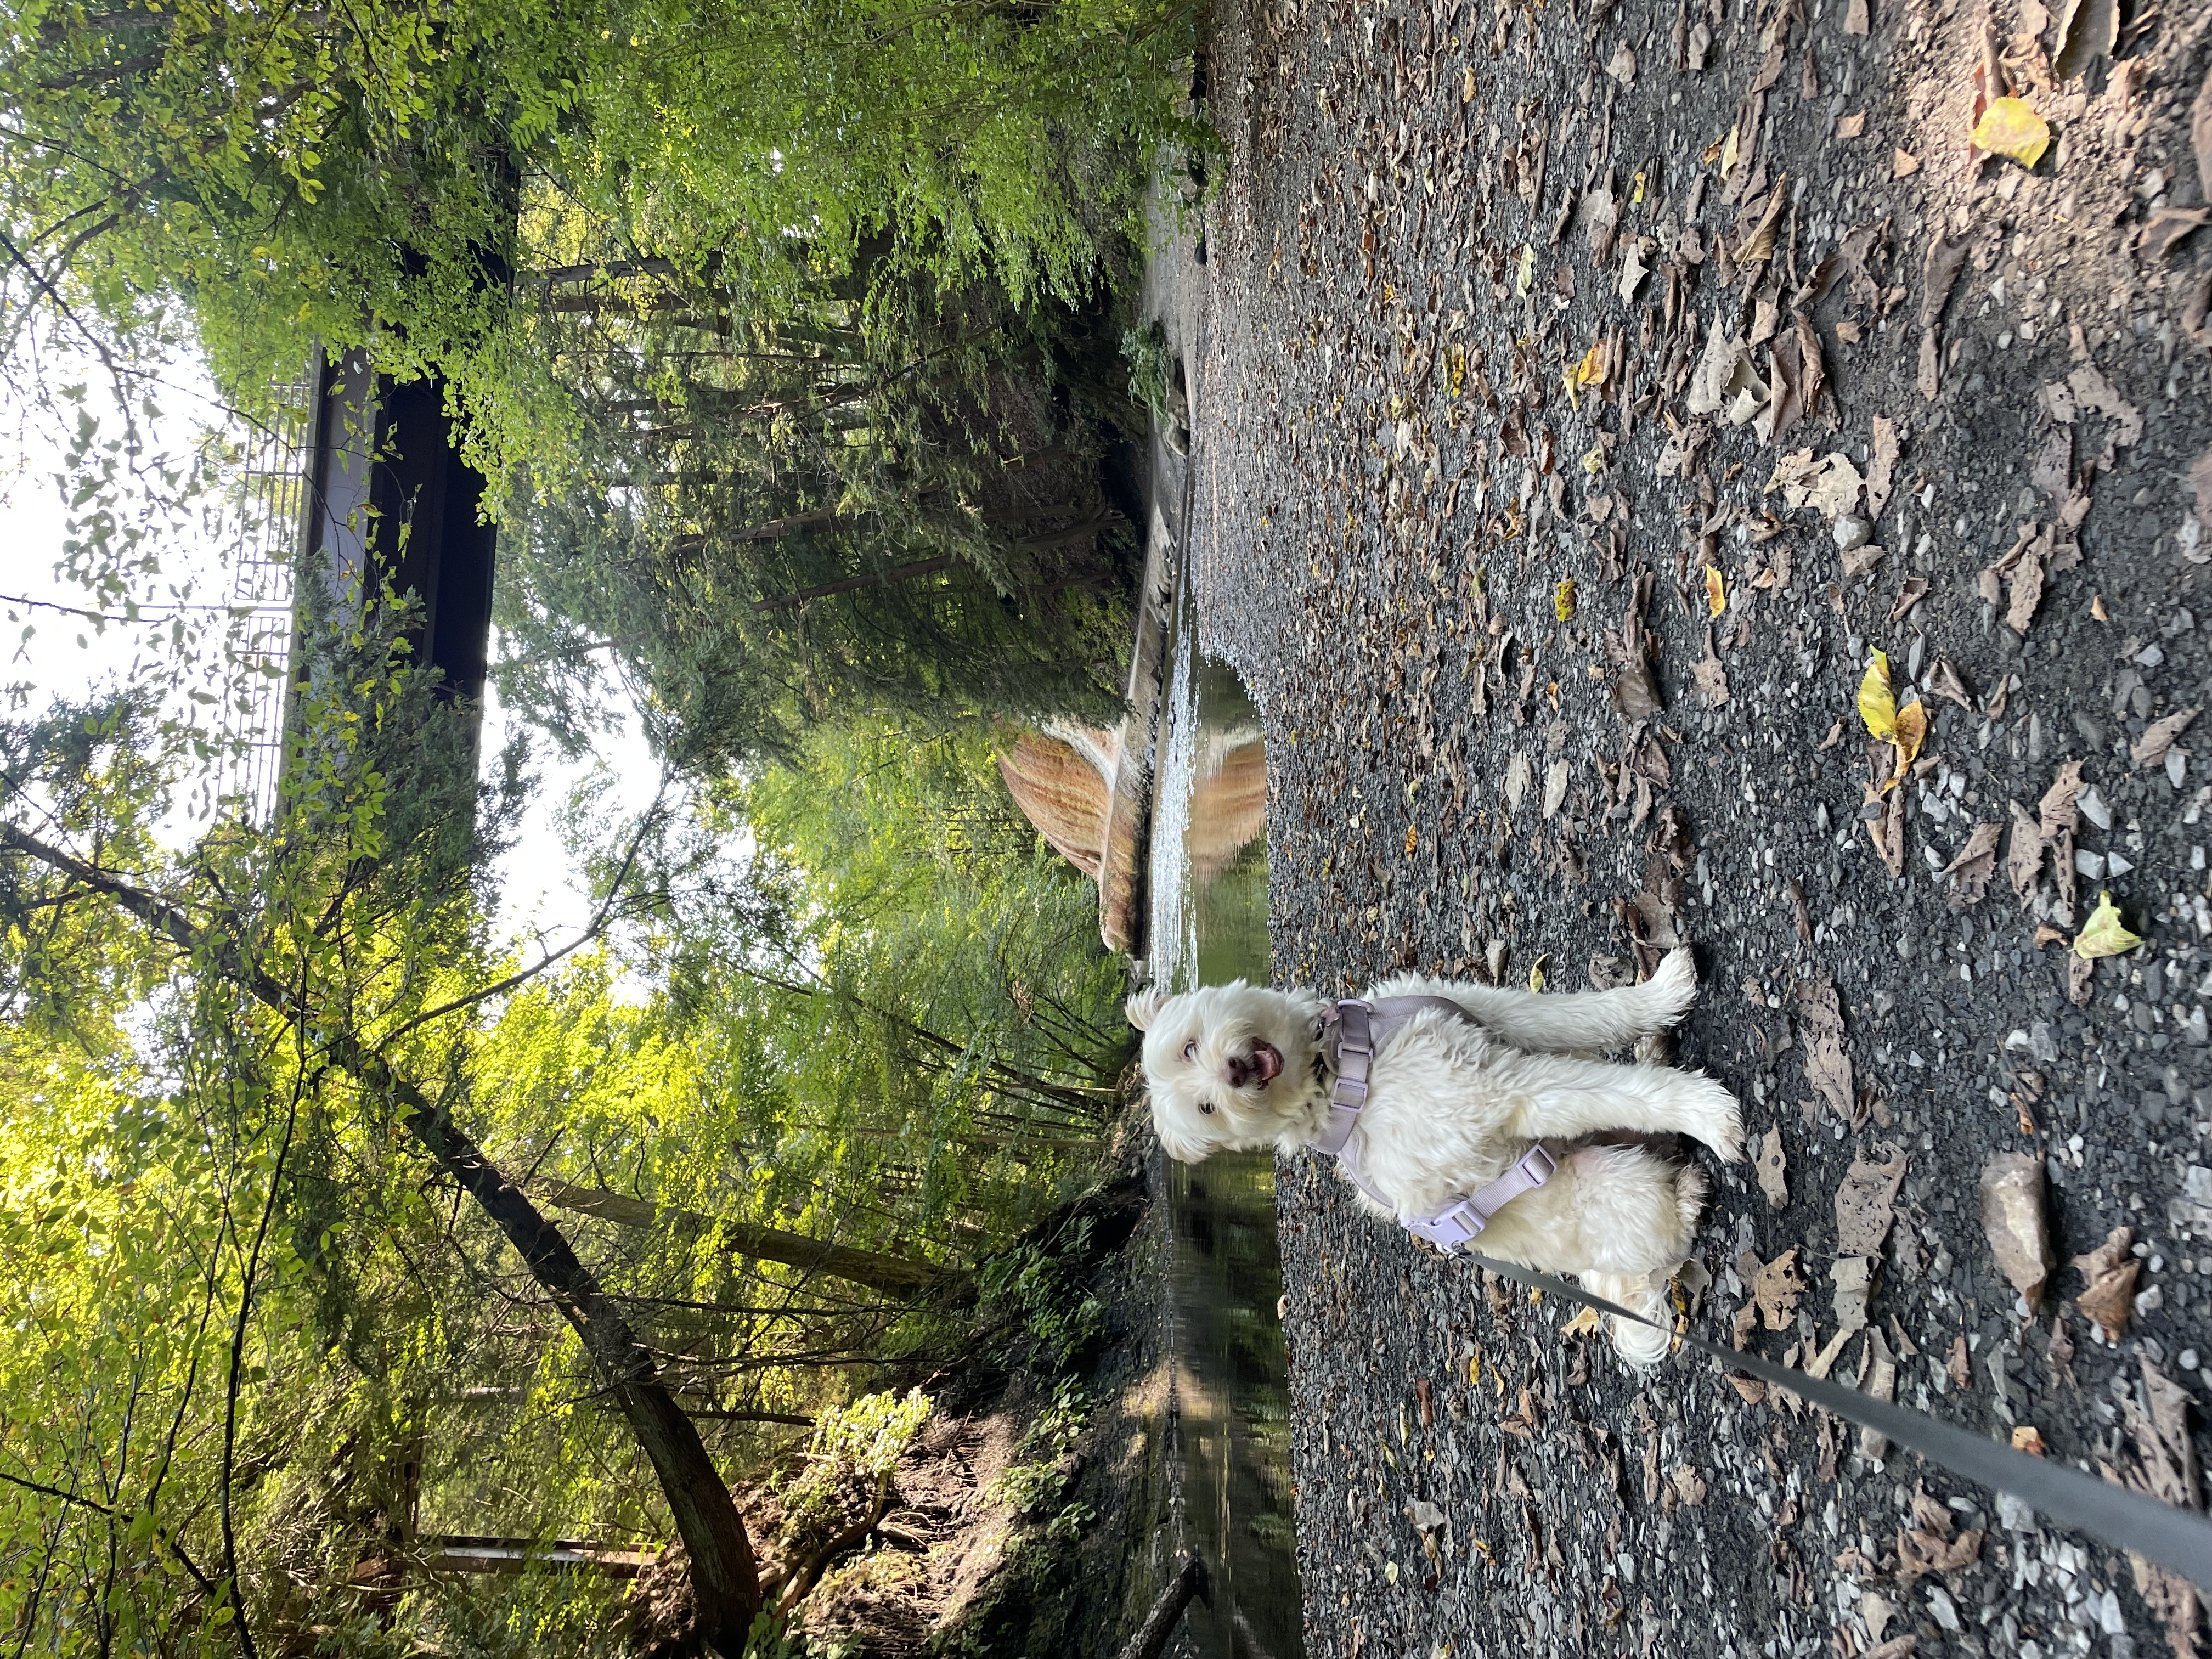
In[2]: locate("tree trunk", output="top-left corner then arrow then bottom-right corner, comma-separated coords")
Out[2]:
752,557 -> 959,614
0,825 -> 765,1652
534,1179 -> 960,1297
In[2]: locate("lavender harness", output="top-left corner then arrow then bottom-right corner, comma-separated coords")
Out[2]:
1313,996 -> 1556,1251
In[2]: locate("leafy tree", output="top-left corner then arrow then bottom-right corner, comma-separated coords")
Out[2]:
0,0 -> 1200,477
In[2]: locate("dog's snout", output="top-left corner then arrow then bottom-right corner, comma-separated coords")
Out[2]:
1222,1041 -> 1284,1091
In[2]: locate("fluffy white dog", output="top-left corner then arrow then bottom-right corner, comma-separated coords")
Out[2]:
1127,947 -> 1741,1367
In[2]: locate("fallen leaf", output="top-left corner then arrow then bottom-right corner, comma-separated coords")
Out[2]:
1928,657 -> 1974,710
2142,206 -> 2209,259
1752,1247 -> 1808,1330
1978,1152 -> 2055,1311
1858,650 -> 1898,741
1973,97 -> 2051,168
1921,236 -> 1970,328
1798,973 -> 1855,1122
1898,1526 -> 1984,1580
1893,146 -> 1922,178
2012,1425 -> 2047,1455
1888,698 -> 1928,785
1504,751 -> 1533,812
1693,640 -> 1730,706
2073,1224 -> 2139,1340
1561,1304 -> 1603,1337
2074,891 -> 2142,958
1554,577 -> 1579,620
2007,801 -> 2044,904
1606,42 -> 1637,84
1766,450 -> 1865,520
1757,1127 -> 1789,1209
1948,1334 -> 1970,1389
2066,363 -> 2143,448
1671,1464 -> 1708,1506
1941,821 -> 2004,907
1463,64 -> 1478,102
1835,1146 -> 1908,1257
1568,340 -> 1606,400
2132,708 -> 2199,769
1830,1254 -> 1874,1336
2051,0 -> 2117,83
1705,566 -> 1726,617
1866,416 -> 1901,518
2038,759 -> 2084,840
2197,64 -> 2212,210
1837,111 -> 1866,138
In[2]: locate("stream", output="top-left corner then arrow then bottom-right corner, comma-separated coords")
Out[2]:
1144,565 -> 1305,1659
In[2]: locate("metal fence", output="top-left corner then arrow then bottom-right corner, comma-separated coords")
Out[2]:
212,376 -> 313,825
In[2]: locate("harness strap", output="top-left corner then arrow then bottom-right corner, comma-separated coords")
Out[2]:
1315,995 -> 1554,1253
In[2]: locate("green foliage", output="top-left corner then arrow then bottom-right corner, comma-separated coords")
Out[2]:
1120,319 -> 1177,425
0,0 -> 1204,484
979,1228 -> 1109,1375
773,1388 -> 931,1547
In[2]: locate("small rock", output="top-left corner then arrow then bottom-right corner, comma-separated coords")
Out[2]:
2079,785 -> 2113,831
1928,1583 -> 1962,1633
1996,1491 -> 2036,1531
1834,514 -> 1874,551
2108,851 -> 2135,877
2076,849 -> 2107,878
1979,1152 -> 2055,1312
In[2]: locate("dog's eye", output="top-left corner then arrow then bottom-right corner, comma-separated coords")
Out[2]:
1198,1101 -> 1215,1115
1182,1040 -> 1198,1063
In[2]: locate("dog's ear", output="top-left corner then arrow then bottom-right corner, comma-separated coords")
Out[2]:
1125,985 -> 1168,1031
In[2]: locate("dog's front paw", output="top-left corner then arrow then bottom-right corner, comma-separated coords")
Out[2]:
1692,1078 -> 1746,1161
1643,946 -> 1699,1026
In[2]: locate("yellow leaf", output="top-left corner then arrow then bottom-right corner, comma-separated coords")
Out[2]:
1705,566 -> 1726,618
1720,122 -> 1741,177
1462,64 -> 1477,102
1571,341 -> 1605,386
1887,697 -> 1928,787
1561,1305 -> 1603,1337
1514,243 -> 1535,297
1404,823 -> 1419,856
2074,891 -> 2144,959
1554,578 -> 1577,620
1527,954 -> 1548,993
1857,650 -> 1897,742
1972,97 -> 2051,168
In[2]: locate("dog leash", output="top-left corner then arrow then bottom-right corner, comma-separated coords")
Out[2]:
1313,996 -> 1556,1251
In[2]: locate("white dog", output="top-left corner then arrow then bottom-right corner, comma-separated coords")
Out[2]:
1126,947 -> 1741,1366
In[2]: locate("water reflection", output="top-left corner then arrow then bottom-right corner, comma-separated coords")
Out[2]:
1149,594 -> 1302,1659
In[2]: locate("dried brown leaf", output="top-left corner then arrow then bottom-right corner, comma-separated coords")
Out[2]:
2133,708 -> 2200,769
1757,1127 -> 1789,1209
1797,973 -> 1855,1121
1942,820 -> 2003,907
1835,1146 -> 1908,1257
1752,1246 -> 1808,1330
2073,1224 -> 2139,1340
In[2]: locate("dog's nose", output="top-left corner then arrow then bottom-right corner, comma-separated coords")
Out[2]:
1225,1053 -> 1255,1088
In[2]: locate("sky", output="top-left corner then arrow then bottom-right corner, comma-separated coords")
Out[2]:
1,330 -> 662,959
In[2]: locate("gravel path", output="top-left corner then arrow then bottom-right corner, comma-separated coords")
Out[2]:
1173,0 -> 2212,1652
